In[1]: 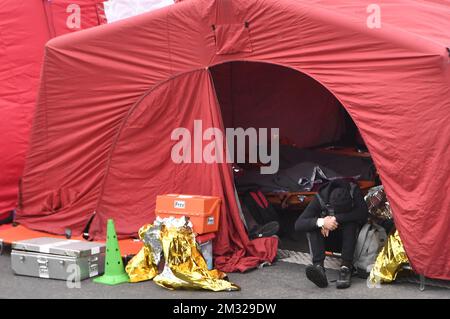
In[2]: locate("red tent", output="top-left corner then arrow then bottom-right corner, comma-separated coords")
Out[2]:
16,0 -> 450,278
0,0 -> 106,218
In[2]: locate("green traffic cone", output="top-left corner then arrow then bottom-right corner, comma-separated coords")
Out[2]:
93,219 -> 129,285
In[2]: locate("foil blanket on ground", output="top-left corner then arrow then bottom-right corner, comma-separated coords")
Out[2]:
369,230 -> 409,284
126,217 -> 239,291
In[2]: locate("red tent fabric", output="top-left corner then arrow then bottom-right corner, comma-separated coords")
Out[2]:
0,0 -> 106,218
16,0 -> 450,278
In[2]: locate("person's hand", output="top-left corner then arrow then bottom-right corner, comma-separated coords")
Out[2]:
323,216 -> 338,231
321,227 -> 330,237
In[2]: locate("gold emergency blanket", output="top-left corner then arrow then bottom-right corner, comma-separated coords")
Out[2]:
126,217 -> 239,292
125,224 -> 159,283
369,230 -> 409,284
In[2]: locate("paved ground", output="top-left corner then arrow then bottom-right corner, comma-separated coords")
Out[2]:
0,252 -> 448,299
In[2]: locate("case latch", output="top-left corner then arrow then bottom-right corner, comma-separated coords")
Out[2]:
89,256 -> 99,277
37,257 -> 49,278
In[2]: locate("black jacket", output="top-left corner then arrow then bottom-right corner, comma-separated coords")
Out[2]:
295,180 -> 369,232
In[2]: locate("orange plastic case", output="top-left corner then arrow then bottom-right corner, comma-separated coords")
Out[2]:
155,194 -> 221,234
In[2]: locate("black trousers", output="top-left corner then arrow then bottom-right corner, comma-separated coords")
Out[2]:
307,222 -> 359,265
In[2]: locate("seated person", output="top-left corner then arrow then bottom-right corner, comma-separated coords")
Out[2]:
295,180 -> 368,289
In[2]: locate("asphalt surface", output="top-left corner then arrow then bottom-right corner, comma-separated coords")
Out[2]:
0,252 -> 448,299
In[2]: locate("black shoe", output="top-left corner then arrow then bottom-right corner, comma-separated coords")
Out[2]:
305,264 -> 328,288
249,221 -> 279,239
336,266 -> 352,289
